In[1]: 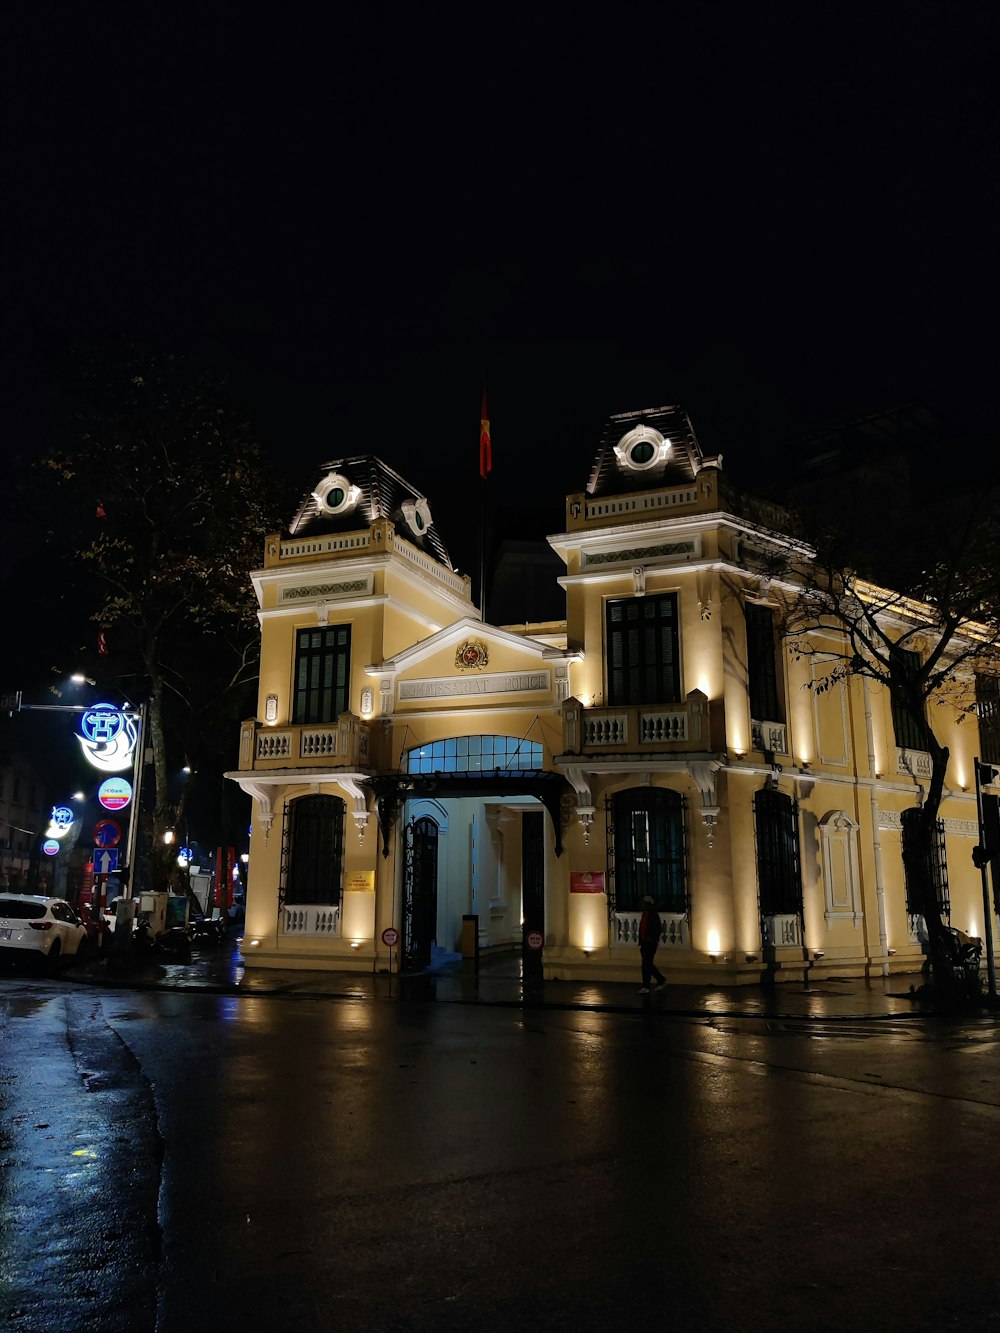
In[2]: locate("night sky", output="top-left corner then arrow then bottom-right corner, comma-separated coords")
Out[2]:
4,4 -> 1000,667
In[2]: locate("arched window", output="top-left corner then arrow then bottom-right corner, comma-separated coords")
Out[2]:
404,736 -> 543,774
611,788 -> 686,913
284,794 -> 345,905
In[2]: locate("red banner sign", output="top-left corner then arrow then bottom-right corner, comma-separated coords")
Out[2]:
214,846 -> 236,909
570,871 -> 606,894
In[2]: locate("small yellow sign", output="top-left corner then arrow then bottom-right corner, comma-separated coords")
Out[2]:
345,870 -> 375,892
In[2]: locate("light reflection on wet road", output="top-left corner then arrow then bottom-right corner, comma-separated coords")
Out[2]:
2,981 -> 999,1332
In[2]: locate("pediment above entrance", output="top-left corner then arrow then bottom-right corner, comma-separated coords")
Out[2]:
368,617 -> 575,709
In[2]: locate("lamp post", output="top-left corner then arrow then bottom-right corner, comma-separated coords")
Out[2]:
4,679 -> 146,911
121,700 -> 148,898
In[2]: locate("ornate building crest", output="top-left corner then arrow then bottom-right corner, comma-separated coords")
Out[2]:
455,639 -> 489,670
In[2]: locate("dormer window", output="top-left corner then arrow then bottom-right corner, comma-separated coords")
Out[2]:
312,471 -> 361,517
401,497 -> 432,538
612,425 -> 671,474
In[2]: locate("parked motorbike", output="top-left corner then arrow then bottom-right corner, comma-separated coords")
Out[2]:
189,914 -> 227,948
134,917 -> 192,962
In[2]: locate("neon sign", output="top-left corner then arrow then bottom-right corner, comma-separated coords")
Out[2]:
45,805 -> 75,839
77,703 -> 139,772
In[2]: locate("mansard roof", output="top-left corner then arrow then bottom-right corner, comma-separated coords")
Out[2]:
288,454 -> 454,570
586,405 -> 705,497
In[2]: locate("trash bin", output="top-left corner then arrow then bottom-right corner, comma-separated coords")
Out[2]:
460,914 -> 479,963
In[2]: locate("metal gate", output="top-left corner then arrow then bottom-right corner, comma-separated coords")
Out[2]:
402,816 -> 439,971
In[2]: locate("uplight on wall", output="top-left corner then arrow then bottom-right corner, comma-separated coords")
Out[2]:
707,928 -> 721,957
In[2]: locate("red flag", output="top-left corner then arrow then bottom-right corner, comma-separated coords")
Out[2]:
479,390 -> 492,479
98,632 -> 108,655
96,502 -> 107,518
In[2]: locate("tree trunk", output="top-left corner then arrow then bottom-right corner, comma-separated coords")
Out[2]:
903,739 -> 966,997
146,668 -> 173,894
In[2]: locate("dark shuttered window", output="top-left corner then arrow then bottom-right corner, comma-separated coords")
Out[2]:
606,594 -> 680,706
746,602 -> 782,722
293,625 -> 351,724
976,674 -> 1000,766
890,648 -> 928,753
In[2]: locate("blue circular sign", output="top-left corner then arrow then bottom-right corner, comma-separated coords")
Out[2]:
42,839 -> 61,857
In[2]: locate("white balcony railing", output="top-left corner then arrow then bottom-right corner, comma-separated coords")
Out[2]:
583,708 -> 688,747
896,747 -> 932,779
614,912 -> 689,948
282,906 -> 341,937
751,719 -> 788,755
241,714 -> 371,770
300,727 -> 338,759
564,690 -> 709,755
761,914 -> 800,947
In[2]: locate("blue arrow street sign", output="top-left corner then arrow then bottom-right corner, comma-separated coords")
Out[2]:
94,848 -> 119,875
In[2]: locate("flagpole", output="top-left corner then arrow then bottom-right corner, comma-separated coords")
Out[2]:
479,389 -> 491,622
479,480 -> 487,621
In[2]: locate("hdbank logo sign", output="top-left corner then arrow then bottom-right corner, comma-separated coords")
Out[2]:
78,704 -> 138,772
98,777 -> 133,811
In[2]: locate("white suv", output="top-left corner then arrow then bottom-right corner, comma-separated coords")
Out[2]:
0,895 -> 89,973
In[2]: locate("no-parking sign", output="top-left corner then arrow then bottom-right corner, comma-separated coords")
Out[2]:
381,927 -> 400,948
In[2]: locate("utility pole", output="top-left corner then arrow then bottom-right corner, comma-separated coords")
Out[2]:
4,690 -> 145,907
122,701 -> 147,895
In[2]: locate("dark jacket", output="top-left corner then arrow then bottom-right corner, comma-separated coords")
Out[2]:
639,907 -> 661,949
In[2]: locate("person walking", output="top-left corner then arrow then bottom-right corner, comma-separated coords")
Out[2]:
638,895 -> 666,993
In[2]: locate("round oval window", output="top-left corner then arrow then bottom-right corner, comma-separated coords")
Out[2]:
630,440 -> 655,465
329,487 -> 345,508
415,512 -> 425,530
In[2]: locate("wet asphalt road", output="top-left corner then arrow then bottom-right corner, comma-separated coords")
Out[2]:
2,976 -> 1000,1332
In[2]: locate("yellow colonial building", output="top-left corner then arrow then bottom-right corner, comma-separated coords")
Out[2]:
227,406 -> 996,984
